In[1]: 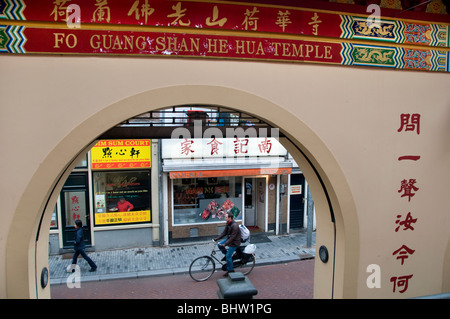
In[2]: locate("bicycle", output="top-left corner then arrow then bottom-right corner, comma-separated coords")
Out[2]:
189,241 -> 256,282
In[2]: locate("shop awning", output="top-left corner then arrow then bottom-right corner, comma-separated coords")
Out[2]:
169,167 -> 292,179
163,156 -> 293,179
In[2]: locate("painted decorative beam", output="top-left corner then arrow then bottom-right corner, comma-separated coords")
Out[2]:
0,0 -> 448,72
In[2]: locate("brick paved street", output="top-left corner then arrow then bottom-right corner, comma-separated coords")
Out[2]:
51,259 -> 314,299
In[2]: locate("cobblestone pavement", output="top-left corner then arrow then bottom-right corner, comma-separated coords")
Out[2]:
49,231 -> 316,285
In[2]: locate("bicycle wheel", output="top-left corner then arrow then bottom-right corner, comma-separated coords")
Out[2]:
189,256 -> 215,282
234,254 -> 255,276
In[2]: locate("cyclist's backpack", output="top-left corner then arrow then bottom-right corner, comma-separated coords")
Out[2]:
239,225 -> 250,242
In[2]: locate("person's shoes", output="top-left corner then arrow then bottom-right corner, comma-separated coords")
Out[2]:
66,264 -> 76,273
89,267 -> 97,272
223,270 -> 234,277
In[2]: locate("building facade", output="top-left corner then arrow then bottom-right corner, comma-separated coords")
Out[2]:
1,0 -> 449,299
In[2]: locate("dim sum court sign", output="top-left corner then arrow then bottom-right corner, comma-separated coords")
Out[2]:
91,139 -> 151,170
0,0 -> 448,72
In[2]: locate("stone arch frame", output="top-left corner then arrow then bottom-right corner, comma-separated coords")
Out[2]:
6,85 -> 359,298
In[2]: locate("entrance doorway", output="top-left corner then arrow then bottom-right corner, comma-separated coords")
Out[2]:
60,172 -> 92,248
289,173 -> 306,230
244,177 -> 266,231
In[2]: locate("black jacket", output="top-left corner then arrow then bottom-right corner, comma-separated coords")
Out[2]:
215,220 -> 241,247
74,227 -> 85,250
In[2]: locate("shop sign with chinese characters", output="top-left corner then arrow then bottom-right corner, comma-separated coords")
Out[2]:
162,137 -> 287,159
0,0 -> 448,72
91,139 -> 151,170
95,210 -> 151,225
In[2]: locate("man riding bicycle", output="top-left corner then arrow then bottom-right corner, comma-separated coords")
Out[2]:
214,212 -> 240,276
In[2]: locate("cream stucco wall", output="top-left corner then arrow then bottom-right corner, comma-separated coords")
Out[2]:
1,55 -> 449,298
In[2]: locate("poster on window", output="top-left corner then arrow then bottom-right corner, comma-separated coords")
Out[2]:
93,170 -> 151,226
173,177 -> 242,225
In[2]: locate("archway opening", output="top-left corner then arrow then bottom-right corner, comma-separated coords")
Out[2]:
48,104 -> 321,297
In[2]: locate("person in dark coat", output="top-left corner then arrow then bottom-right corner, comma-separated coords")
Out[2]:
71,220 -> 97,272
214,212 -> 241,276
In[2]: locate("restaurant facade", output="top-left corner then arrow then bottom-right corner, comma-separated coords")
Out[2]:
49,139 -> 157,253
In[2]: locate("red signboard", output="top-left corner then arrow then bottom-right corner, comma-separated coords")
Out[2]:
22,0 -> 343,38
0,0 -> 448,71
24,28 -> 342,64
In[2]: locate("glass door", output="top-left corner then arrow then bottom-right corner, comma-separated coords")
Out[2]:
289,173 -> 305,230
244,178 -> 256,226
60,172 -> 91,248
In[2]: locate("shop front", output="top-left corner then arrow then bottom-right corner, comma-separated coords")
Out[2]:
162,137 -> 294,243
49,139 -> 159,254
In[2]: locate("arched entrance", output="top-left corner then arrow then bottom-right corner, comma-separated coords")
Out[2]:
5,85 -> 359,298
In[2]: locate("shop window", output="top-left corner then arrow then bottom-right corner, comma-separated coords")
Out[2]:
93,170 -> 151,226
50,204 -> 58,229
75,154 -> 88,168
172,176 -> 242,225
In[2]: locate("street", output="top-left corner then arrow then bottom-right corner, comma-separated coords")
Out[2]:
51,259 -> 314,299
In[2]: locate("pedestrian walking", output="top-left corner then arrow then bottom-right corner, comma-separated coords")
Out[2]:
70,220 -> 97,272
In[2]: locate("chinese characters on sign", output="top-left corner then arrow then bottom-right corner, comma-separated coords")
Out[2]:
390,113 -> 422,294
91,139 -> 151,169
242,7 -> 259,31
207,138 -> 223,155
234,137 -> 249,154
42,1 -> 337,37
309,13 -> 322,36
71,195 -> 80,221
258,137 -> 272,154
66,191 -> 86,226
275,10 -> 291,32
127,0 -> 155,24
95,210 -> 150,225
398,113 -> 421,135
93,0 -> 111,23
392,245 -> 415,266
174,137 -> 279,157
24,2 -> 342,63
398,179 -> 419,202
395,212 -> 417,232
3,0 -> 448,72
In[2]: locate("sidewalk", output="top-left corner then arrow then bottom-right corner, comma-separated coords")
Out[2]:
49,231 -> 316,285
